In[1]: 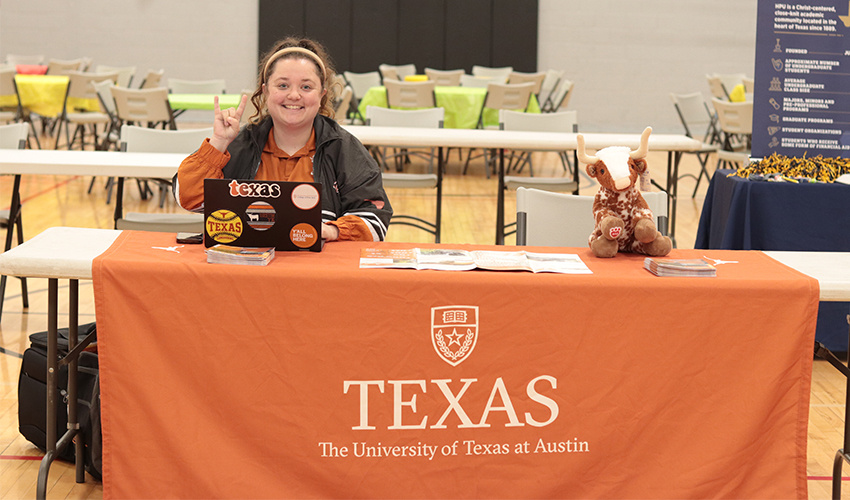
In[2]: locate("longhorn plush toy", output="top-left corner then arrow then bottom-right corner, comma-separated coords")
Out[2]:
578,127 -> 672,258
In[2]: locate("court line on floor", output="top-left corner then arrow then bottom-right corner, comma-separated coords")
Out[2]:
2,175 -> 81,211
0,347 -> 22,359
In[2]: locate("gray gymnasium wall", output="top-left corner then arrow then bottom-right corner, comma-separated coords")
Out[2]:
0,0 -> 757,133
538,1 -> 758,133
0,0 -> 259,120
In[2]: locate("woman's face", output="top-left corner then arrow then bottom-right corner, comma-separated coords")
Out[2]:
263,57 -> 325,131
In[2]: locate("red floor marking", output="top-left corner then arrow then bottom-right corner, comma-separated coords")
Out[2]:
2,175 -> 81,210
808,475 -> 850,481
0,455 -> 43,460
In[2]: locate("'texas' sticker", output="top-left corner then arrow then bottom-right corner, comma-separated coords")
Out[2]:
206,209 -> 242,243
228,179 -> 282,198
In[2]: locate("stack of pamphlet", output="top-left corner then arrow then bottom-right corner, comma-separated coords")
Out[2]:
644,258 -> 716,277
206,244 -> 275,266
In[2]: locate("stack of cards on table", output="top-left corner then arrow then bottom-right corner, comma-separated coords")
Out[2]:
644,258 -> 716,277
206,244 -> 275,266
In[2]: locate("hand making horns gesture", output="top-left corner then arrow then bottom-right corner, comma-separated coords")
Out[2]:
209,94 -> 248,152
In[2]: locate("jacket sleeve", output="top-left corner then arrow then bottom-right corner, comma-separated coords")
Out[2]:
173,139 -> 229,212
330,136 -> 393,242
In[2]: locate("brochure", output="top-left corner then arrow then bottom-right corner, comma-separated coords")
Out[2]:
359,248 -> 592,274
643,257 -> 716,277
206,244 -> 275,266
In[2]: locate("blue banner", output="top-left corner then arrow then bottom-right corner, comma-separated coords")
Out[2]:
753,1 -> 850,158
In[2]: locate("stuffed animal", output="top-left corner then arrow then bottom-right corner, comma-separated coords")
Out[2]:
577,127 -> 673,258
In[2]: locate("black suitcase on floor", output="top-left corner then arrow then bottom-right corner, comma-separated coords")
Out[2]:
17,323 -> 100,477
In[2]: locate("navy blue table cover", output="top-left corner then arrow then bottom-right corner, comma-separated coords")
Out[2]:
696,170 -> 850,352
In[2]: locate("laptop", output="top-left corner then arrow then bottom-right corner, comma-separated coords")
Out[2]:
203,178 -> 323,252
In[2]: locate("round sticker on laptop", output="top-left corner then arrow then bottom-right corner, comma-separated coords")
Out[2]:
206,209 -> 242,243
245,201 -> 275,231
291,184 -> 319,210
290,223 -> 318,248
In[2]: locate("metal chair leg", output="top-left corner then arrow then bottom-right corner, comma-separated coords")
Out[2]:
463,149 -> 491,179
833,449 -> 846,499
0,174 -> 28,321
52,118 -> 63,150
14,213 -> 27,308
691,152 -> 711,197
25,119 -> 41,149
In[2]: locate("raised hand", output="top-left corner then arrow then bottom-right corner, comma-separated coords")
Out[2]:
209,94 -> 248,152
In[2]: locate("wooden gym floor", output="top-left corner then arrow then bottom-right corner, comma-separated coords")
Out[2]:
0,126 -> 847,499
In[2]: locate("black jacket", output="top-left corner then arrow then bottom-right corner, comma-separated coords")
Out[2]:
174,114 -> 392,240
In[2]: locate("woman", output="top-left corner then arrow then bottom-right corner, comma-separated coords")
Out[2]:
174,37 -> 392,242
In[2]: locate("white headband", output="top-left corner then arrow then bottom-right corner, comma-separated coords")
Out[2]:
263,47 -> 326,82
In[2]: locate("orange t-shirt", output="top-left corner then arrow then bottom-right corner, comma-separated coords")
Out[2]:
256,127 -> 316,182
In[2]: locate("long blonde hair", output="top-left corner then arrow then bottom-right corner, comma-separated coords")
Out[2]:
250,37 -> 337,123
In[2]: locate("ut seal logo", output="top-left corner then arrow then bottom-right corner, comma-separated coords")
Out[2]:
431,306 -> 478,366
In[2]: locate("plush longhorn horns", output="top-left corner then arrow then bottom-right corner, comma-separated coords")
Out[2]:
630,127 -> 652,159
576,126 -> 653,165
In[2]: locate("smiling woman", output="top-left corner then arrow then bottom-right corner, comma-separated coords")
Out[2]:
172,37 -> 393,242
264,58 -> 326,151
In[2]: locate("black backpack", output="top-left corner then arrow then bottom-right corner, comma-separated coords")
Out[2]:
17,322 -> 102,479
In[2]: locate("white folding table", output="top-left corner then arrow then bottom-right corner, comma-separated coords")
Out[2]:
767,250 -> 850,498
343,126 -> 703,244
0,227 -> 121,499
0,148 -> 185,225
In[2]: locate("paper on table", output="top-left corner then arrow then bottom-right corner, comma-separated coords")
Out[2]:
359,248 -> 592,274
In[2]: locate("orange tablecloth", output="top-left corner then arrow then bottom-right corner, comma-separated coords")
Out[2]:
92,232 -> 819,499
